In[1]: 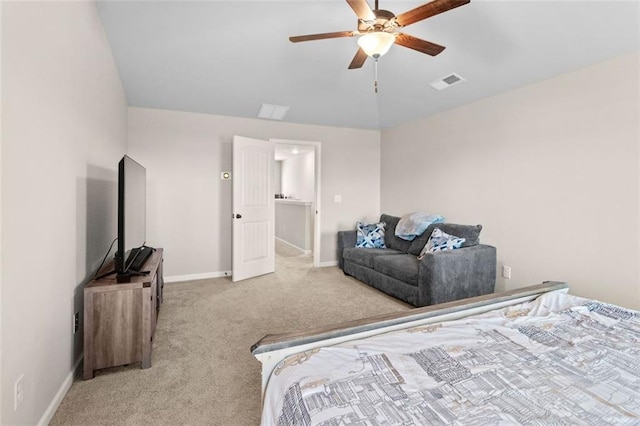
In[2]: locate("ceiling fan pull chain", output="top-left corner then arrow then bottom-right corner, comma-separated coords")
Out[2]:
374,59 -> 379,93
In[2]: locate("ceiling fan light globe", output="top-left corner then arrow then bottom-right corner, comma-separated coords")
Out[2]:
357,32 -> 395,58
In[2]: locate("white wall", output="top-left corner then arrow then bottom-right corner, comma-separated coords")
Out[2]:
381,51 -> 640,310
0,1 -> 4,416
1,2 -> 127,424
128,107 -> 380,276
273,160 -> 282,195
281,151 -> 314,202
275,201 -> 312,251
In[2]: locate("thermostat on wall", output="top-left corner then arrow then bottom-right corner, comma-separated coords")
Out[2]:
221,171 -> 231,180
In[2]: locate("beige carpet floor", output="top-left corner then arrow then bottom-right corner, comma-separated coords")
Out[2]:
51,244 -> 410,425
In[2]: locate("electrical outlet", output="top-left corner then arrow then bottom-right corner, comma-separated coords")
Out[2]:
502,265 -> 512,279
73,312 -> 80,334
14,374 -> 24,411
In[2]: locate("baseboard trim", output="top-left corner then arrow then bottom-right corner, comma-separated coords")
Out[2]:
318,261 -> 338,267
275,237 -> 310,255
38,354 -> 82,426
165,271 -> 232,283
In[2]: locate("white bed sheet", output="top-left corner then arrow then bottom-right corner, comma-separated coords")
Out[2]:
262,290 -> 640,425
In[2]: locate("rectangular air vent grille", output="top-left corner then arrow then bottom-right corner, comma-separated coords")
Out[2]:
429,73 -> 466,91
443,74 -> 462,85
257,103 -> 289,120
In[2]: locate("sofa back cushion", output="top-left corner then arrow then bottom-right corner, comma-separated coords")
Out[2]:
380,214 -> 412,253
408,223 -> 483,255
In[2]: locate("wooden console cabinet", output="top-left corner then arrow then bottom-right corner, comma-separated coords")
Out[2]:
83,248 -> 164,379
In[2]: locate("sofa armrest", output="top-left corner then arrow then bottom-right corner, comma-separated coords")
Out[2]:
418,244 -> 497,306
337,230 -> 357,270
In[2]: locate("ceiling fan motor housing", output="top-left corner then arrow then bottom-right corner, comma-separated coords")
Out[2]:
358,9 -> 398,33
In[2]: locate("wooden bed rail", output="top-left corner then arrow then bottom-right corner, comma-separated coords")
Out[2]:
252,281 -> 569,399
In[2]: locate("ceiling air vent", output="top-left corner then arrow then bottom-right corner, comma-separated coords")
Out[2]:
257,103 -> 289,120
429,73 -> 465,91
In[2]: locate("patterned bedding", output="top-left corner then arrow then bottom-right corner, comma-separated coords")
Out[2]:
262,291 -> 640,425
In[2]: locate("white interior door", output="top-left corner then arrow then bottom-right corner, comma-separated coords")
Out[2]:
232,135 -> 275,282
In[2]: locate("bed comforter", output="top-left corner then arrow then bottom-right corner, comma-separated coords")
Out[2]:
262,290 -> 640,425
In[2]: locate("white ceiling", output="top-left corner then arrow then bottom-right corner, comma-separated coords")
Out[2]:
97,1 -> 640,130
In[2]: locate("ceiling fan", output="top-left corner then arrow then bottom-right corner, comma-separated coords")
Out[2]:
289,0 -> 470,69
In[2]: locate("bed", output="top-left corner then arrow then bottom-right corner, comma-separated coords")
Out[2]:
251,282 -> 640,425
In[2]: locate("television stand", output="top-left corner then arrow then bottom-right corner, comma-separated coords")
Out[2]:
94,267 -> 152,283
83,248 -> 164,379
116,269 -> 150,283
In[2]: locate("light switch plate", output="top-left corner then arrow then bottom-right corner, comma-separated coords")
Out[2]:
14,374 -> 24,411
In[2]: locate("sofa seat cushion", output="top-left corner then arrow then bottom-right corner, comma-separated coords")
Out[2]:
373,254 -> 420,287
343,247 -> 405,269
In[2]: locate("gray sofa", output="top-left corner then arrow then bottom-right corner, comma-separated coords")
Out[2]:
338,214 -> 497,307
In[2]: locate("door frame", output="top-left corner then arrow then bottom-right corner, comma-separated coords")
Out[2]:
270,139 -> 321,268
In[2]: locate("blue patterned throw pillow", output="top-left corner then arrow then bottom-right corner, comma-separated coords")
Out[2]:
356,222 -> 386,249
418,228 -> 465,259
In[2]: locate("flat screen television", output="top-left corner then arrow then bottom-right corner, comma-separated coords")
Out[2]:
115,155 -> 147,275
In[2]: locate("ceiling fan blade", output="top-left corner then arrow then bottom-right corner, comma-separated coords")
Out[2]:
395,0 -> 470,27
348,48 -> 368,69
394,33 -> 446,56
346,0 -> 376,22
289,31 -> 356,43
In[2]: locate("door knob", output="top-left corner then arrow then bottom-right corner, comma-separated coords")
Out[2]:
235,214 -> 242,219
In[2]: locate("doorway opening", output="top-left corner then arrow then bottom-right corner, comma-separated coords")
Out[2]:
271,139 -> 321,268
